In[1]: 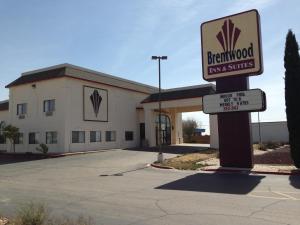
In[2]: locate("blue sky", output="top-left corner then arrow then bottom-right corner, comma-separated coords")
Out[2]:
0,0 -> 299,131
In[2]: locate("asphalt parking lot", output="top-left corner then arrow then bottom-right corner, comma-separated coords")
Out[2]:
0,149 -> 300,225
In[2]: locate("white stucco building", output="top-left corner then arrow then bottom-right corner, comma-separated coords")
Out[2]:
0,64 -> 218,153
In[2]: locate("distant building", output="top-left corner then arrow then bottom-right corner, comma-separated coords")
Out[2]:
194,128 -> 206,136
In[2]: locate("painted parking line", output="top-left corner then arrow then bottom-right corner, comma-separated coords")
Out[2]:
272,191 -> 299,200
248,191 -> 300,200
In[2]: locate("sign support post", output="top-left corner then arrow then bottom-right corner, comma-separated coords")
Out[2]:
216,76 -> 253,168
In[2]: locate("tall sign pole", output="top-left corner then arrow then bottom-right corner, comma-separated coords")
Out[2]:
201,9 -> 265,168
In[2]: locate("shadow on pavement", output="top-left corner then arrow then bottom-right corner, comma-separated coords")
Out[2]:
156,172 -> 265,195
125,145 -> 209,154
289,175 -> 300,189
0,154 -> 46,165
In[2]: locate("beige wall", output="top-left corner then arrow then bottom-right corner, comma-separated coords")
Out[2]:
0,110 -> 8,151
0,110 -> 8,122
5,77 -> 149,153
64,78 -> 148,152
8,78 -> 68,153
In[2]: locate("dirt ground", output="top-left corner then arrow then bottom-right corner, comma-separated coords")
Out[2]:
159,145 -> 297,171
253,145 -> 294,164
159,149 -> 217,170
0,217 -> 8,225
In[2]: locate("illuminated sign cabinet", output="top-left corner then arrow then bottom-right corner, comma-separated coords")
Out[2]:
201,9 -> 263,81
203,89 -> 266,114
201,9 -> 266,114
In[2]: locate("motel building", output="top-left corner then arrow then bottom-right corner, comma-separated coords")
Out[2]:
0,64 -> 219,153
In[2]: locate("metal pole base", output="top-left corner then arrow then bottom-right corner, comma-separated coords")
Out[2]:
157,152 -> 164,163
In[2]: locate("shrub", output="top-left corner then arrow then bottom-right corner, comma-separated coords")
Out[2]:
284,30 -> 300,168
36,144 -> 48,155
1,202 -> 95,225
14,202 -> 48,225
255,142 -> 284,151
48,215 -> 94,225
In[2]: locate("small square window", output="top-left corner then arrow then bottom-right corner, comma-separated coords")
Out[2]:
29,132 -> 39,144
44,100 -> 55,112
17,103 -> 27,115
106,131 -> 116,142
125,131 -> 134,141
15,133 -> 23,144
46,132 -> 57,144
90,131 -> 101,142
72,131 -> 85,143
0,134 -> 6,144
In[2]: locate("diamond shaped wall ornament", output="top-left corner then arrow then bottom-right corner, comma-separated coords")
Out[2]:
90,90 -> 102,117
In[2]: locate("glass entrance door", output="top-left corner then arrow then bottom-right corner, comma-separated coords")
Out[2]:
156,115 -> 171,146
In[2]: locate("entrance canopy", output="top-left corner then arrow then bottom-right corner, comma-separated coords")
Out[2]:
140,84 -> 218,148
141,84 -> 215,112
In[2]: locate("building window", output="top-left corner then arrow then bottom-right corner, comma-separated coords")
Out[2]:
29,132 -> 39,144
106,131 -> 116,142
0,134 -> 5,144
17,103 -> 27,115
46,132 -> 57,144
125,131 -> 134,141
72,131 -> 85,143
90,131 -> 101,142
44,100 -> 55,112
15,133 -> 23,144
0,122 -> 5,144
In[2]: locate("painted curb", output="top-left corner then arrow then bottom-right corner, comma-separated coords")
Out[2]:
151,163 -> 174,169
201,168 -> 300,176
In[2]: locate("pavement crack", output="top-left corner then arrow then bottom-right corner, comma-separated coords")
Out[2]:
154,199 -> 169,215
248,199 -> 283,217
99,165 -> 149,177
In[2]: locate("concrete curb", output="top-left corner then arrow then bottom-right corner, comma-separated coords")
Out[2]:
201,168 -> 300,176
150,163 -> 174,169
